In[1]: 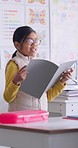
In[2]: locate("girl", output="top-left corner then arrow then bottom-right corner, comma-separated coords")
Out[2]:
3,26 -> 73,111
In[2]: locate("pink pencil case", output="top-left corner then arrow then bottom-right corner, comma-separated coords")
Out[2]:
0,110 -> 49,124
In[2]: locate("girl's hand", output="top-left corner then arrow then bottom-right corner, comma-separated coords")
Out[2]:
12,66 -> 28,85
60,68 -> 73,84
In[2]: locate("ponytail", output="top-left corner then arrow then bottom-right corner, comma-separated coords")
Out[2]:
12,50 -> 17,58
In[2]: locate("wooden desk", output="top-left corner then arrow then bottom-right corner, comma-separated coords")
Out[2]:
0,117 -> 78,148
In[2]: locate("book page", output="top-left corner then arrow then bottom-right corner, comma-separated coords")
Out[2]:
20,59 -> 58,98
45,60 -> 76,91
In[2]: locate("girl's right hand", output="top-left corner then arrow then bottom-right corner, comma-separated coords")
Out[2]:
12,66 -> 28,85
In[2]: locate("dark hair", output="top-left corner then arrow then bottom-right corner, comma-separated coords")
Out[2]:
12,26 -> 36,58
12,50 -> 17,58
13,26 -> 36,43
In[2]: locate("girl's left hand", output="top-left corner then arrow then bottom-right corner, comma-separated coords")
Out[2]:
60,68 -> 73,84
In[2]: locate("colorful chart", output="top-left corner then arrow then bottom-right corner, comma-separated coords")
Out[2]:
28,0 -> 45,4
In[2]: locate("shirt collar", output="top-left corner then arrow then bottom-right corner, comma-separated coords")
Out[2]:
16,51 -> 31,61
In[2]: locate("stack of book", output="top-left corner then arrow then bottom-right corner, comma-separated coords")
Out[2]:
63,116 -> 78,120
55,85 -> 78,101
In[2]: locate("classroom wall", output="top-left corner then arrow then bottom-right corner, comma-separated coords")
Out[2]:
0,69 -> 8,112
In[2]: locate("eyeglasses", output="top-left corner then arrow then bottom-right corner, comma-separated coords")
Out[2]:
25,38 -> 41,45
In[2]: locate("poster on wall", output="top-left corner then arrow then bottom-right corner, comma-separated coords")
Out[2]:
25,0 -> 50,60
25,6 -> 49,27
26,0 -> 48,6
50,0 -> 78,65
0,0 -> 24,4
0,4 -> 25,47
34,26 -> 49,60
0,1 -> 25,69
0,48 -> 15,69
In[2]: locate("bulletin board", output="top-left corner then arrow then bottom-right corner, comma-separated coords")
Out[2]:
0,0 -> 50,69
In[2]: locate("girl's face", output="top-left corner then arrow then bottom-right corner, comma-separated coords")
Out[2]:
19,32 -> 40,57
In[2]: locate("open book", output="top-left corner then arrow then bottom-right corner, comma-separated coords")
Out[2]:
20,59 -> 76,98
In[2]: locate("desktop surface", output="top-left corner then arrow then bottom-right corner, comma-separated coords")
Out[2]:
0,117 -> 78,148
0,117 -> 78,134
